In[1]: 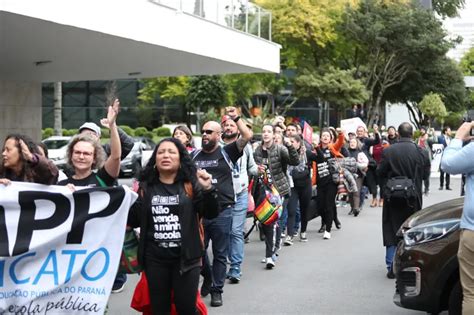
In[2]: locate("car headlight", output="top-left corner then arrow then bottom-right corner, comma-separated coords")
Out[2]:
403,219 -> 460,246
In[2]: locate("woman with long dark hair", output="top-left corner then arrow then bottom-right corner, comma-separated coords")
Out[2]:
128,137 -> 219,315
0,134 -> 58,185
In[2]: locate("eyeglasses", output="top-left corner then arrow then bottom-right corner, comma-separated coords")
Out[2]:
201,129 -> 217,135
73,150 -> 93,157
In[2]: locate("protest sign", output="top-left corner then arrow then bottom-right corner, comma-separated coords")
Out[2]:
0,182 -> 137,314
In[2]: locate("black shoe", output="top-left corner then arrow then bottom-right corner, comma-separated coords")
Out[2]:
439,187 -> 443,190
386,270 -> 395,279
353,208 -> 360,217
318,224 -> 326,233
210,292 -> 223,307
200,279 -> 211,297
335,219 -> 342,230
446,187 -> 452,190
348,209 -> 354,215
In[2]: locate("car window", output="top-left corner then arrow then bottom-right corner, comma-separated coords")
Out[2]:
43,140 -> 70,149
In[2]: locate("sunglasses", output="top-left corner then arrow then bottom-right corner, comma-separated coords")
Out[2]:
201,129 -> 217,135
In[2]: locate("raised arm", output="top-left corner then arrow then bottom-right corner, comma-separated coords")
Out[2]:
102,99 -> 121,178
441,122 -> 474,175
226,106 -> 253,152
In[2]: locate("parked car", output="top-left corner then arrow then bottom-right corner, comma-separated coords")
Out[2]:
393,197 -> 464,315
121,137 -> 155,177
42,136 -> 72,169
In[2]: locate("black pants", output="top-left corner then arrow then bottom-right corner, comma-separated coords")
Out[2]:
317,182 -> 338,232
145,252 -> 200,315
365,168 -> 378,198
287,183 -> 312,235
440,170 -> 450,188
262,196 -> 287,257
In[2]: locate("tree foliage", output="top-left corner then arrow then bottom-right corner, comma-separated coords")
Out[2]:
431,0 -> 465,18
418,92 -> 448,126
186,75 -> 228,113
338,0 -> 455,125
295,67 -> 369,114
460,46 -> 474,76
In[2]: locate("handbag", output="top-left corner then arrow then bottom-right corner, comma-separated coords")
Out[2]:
384,176 -> 416,202
119,228 -> 142,274
252,171 -> 282,225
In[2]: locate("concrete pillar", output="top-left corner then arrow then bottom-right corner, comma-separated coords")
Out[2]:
0,80 -> 42,144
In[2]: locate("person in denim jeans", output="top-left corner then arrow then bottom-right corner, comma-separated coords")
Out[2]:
221,116 -> 258,284
192,107 -> 252,307
441,121 -> 474,314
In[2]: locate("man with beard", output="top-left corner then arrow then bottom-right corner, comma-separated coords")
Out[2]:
220,115 -> 257,284
192,106 -> 252,307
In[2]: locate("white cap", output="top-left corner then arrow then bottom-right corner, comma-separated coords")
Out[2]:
79,122 -> 101,137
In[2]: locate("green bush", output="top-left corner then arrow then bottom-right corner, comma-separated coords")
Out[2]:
42,128 -> 54,139
155,127 -> 171,137
62,128 -> 71,136
144,131 -> 155,139
119,125 -> 134,137
134,127 -> 149,137
100,128 -> 110,138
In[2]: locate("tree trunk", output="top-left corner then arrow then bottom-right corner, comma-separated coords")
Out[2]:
53,82 -> 62,136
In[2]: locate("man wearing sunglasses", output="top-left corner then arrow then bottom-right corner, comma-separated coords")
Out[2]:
192,106 -> 252,307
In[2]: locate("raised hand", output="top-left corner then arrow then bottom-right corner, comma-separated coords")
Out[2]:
197,169 -> 213,190
225,106 -> 239,120
101,99 -> 119,128
19,139 -> 33,162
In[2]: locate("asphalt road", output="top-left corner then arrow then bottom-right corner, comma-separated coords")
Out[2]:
110,176 -> 462,315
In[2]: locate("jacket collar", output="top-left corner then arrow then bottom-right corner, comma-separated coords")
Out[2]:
399,137 -> 414,143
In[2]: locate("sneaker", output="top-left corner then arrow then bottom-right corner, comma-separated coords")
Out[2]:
300,232 -> 308,242
323,231 -> 331,240
293,231 -> 299,237
227,269 -> 241,284
261,257 -> 266,263
111,282 -> 125,293
283,236 -> 294,246
210,292 -> 223,307
266,257 -> 275,269
348,209 -> 354,215
281,232 -> 286,238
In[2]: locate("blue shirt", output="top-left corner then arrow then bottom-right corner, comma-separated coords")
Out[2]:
440,139 -> 474,230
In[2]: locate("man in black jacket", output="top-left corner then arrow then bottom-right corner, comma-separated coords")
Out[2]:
377,122 -> 430,279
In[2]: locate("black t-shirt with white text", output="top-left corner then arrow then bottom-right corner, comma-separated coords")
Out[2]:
58,167 -> 115,187
193,142 -> 243,208
315,147 -> 333,186
146,181 -> 182,259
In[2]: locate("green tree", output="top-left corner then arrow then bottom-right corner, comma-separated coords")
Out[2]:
460,47 -> 474,75
386,56 -> 466,127
418,93 -> 448,127
432,0 -> 465,18
186,76 -> 228,130
295,67 -> 369,121
339,0 -> 455,125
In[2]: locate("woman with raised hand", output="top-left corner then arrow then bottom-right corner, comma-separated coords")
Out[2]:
58,100 -> 121,188
0,134 -> 58,185
128,137 -> 219,315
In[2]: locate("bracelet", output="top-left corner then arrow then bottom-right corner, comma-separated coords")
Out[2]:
233,116 -> 241,123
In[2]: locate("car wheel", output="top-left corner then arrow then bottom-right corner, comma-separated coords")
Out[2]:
448,279 -> 462,315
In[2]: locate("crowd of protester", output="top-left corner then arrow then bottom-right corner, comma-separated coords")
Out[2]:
2,100 -> 463,314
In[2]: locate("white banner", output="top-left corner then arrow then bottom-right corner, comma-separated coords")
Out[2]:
340,118 -> 367,137
0,182 -> 137,315
431,143 -> 444,173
